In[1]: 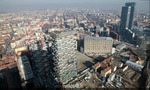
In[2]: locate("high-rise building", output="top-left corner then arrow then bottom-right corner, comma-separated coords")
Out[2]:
84,37 -> 113,55
29,37 -> 61,88
50,31 -> 77,83
17,55 -> 34,81
110,31 -> 120,41
120,2 -> 136,35
125,2 -> 136,29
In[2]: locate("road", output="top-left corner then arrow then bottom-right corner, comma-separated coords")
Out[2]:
4,24 -> 14,55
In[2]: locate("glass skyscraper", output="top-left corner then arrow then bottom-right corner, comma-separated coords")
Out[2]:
120,2 -> 136,35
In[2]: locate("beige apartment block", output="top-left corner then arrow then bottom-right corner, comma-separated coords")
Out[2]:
84,37 -> 113,55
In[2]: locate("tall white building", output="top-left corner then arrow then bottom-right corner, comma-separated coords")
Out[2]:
84,37 -> 113,55
50,31 -> 77,82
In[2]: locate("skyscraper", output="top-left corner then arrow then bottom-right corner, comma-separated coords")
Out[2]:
50,31 -> 77,83
120,2 -> 136,35
125,2 -> 136,29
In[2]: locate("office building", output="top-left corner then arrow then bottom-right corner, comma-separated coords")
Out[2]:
50,31 -> 77,82
124,29 -> 135,42
84,37 -> 113,55
110,31 -> 120,40
120,2 -> 136,35
125,2 -> 136,29
100,31 -> 109,37
113,24 -> 119,32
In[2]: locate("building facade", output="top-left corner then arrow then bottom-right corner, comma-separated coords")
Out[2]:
120,2 -> 136,35
125,2 -> 136,29
50,31 -> 77,82
17,55 -> 34,81
84,37 -> 113,55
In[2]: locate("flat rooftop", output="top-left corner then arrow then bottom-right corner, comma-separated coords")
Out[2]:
85,36 -> 113,41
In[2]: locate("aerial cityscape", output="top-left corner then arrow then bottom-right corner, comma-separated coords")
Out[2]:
0,0 -> 150,89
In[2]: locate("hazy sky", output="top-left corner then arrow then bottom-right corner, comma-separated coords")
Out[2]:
0,0 -> 149,11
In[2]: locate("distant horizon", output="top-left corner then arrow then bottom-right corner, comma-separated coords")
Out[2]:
0,0 -> 149,12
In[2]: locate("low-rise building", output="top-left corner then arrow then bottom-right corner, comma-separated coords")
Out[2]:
111,59 -> 123,68
101,67 -> 112,77
116,43 -> 126,51
107,73 -> 116,82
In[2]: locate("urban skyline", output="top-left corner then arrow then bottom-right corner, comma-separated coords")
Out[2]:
0,0 -> 150,89
0,0 -> 149,12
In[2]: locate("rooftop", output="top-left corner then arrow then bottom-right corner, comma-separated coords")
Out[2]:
104,67 -> 111,73
85,36 -> 113,41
